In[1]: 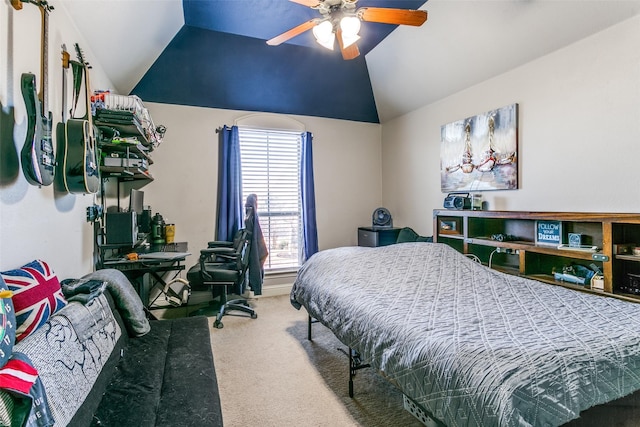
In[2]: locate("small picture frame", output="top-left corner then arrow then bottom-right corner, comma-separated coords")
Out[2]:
439,219 -> 460,235
536,220 -> 562,246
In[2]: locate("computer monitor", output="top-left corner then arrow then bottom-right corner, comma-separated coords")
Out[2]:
129,189 -> 144,214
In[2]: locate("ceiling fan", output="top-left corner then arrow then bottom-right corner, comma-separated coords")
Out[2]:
266,0 -> 428,60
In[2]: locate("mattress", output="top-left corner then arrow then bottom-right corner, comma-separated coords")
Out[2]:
291,242 -> 640,427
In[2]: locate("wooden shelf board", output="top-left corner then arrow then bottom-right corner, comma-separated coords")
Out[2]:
101,166 -> 153,181
489,265 -> 520,276
616,254 -> 640,262
434,209 -> 640,223
466,238 -> 597,261
437,233 -> 464,240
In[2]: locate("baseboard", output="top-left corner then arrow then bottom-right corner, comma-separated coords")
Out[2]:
185,283 -> 292,305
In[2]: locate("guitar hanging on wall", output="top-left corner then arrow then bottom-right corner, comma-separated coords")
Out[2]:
60,43 -> 100,194
19,0 -> 55,186
54,44 -> 70,192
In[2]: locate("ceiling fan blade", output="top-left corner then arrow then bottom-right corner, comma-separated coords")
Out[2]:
267,19 -> 318,46
289,0 -> 321,7
336,28 -> 360,60
358,8 -> 428,26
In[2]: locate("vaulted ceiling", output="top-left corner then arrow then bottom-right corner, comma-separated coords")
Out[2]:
132,0 -> 427,124
61,0 -> 640,123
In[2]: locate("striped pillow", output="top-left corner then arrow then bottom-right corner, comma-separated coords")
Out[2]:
1,260 -> 67,342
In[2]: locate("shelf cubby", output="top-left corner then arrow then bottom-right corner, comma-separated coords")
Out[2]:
434,209 -> 640,301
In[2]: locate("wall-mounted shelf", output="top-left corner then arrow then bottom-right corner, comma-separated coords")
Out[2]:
100,166 -> 153,181
434,210 -> 640,302
99,141 -> 154,182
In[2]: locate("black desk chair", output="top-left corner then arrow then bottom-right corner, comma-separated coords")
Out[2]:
187,228 -> 257,328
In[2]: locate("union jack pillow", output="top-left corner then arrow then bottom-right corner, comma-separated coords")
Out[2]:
1,260 -> 67,342
0,276 -> 15,367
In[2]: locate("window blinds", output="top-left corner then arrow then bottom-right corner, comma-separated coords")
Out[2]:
238,128 -> 302,271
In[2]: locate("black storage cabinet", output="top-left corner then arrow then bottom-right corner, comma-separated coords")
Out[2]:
358,227 -> 401,247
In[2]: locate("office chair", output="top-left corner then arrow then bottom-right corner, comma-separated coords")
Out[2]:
187,213 -> 258,328
188,228 -> 247,293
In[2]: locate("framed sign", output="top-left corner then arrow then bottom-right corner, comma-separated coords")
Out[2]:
536,220 -> 562,246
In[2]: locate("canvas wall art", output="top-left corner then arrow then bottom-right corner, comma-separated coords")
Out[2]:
440,103 -> 518,192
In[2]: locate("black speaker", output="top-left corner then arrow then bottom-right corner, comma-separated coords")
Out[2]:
137,209 -> 152,233
106,212 -> 137,245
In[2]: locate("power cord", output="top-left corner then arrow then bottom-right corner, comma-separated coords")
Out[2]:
465,254 -> 481,264
488,249 -> 498,269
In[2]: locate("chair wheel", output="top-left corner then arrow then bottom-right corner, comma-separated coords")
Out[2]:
251,313 -> 258,319
214,320 -> 224,329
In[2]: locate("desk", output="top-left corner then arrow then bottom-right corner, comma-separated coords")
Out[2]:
102,252 -> 191,312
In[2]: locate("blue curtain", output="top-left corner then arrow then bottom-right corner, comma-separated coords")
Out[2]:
300,131 -> 319,261
215,125 -> 243,241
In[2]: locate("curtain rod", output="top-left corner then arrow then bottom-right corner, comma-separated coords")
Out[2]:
215,125 -> 308,135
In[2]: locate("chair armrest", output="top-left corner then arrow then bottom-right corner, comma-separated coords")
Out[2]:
201,247 -> 236,256
207,240 -> 233,248
200,248 -> 241,267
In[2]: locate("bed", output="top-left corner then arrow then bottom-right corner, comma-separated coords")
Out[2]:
290,242 -> 640,427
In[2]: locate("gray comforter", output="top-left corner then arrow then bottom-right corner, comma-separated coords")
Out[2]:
291,243 -> 640,427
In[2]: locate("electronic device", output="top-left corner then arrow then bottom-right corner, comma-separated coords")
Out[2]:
444,193 -> 471,210
137,208 -> 152,234
128,189 -> 152,233
103,156 -> 148,169
592,253 -> 609,262
105,211 -> 137,245
491,233 -> 516,242
371,207 -> 393,228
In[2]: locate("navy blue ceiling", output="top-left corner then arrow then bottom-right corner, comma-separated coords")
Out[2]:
131,0 -> 427,123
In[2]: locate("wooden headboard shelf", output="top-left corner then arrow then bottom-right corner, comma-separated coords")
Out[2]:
434,209 -> 640,302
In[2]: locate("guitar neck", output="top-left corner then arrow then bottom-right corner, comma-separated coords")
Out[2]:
74,43 -> 94,126
84,61 -> 93,127
38,1 -> 50,114
61,45 -> 69,122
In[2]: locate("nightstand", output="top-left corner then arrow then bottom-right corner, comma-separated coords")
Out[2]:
357,227 -> 401,247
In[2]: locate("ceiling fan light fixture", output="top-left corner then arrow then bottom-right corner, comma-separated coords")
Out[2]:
341,33 -> 360,48
340,15 -> 361,37
313,20 -> 335,50
340,15 -> 361,48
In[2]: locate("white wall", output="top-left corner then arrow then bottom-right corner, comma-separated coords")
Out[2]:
381,15 -> 640,236
0,2 -> 114,276
135,103 -> 382,257
1,2 -> 382,280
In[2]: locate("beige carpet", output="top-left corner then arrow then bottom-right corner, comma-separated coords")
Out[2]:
199,294 -> 424,427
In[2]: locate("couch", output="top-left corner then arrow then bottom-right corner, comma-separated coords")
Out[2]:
395,227 -> 433,243
0,266 -> 223,427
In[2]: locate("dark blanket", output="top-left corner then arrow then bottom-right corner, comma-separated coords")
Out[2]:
90,315 -> 222,427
